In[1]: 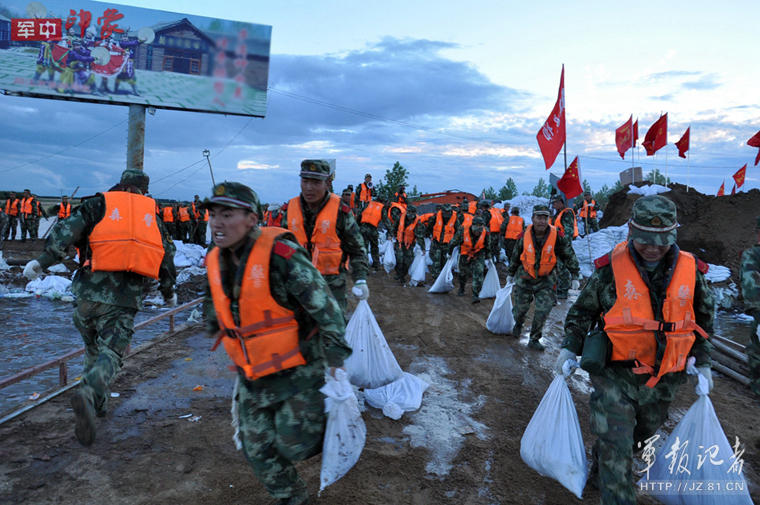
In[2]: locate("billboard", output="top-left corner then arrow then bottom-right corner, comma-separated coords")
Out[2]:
0,1 -> 271,117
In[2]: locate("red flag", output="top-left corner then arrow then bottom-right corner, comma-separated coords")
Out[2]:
633,119 -> 639,144
615,115 -> 634,159
536,65 -> 566,169
717,180 -> 725,196
733,164 -> 747,188
556,156 -> 583,199
731,184 -> 736,195
748,130 -> 760,166
642,114 -> 668,156
675,127 -> 690,158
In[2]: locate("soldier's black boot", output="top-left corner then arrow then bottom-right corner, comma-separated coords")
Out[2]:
70,386 -> 96,446
527,336 -> 545,351
274,487 -> 310,505
471,294 -> 480,304
511,323 -> 522,338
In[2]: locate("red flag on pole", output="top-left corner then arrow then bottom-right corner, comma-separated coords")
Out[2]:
615,115 -> 634,159
731,184 -> 736,195
733,164 -> 747,188
717,180 -> 725,196
556,156 -> 583,199
642,114 -> 668,156
633,119 -> 638,144
675,127 -> 690,158
748,130 -> 760,166
536,65 -> 566,169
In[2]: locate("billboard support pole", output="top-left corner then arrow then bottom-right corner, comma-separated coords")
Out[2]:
127,104 -> 146,171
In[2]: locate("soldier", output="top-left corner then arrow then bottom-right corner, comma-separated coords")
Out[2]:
500,207 -> 524,259
54,195 -> 73,220
202,181 -> 350,505
576,190 -> 600,236
487,202 -> 504,261
284,160 -> 369,316
191,195 -> 203,244
161,203 -> 176,241
394,185 -> 408,204
359,196 -> 385,271
551,194 -> 579,300
4,191 -> 20,240
177,202 -> 192,242
340,188 -> 355,217
507,204 -> 579,350
429,203 -> 458,279
23,169 -> 176,446
19,189 -> 37,242
556,195 -> 713,505
394,205 -> 425,284
356,173 -> 374,210
740,215 -> 760,395
450,215 -> 489,303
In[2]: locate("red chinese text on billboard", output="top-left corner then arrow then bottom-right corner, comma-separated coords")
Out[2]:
65,9 -> 92,39
11,19 -> 62,41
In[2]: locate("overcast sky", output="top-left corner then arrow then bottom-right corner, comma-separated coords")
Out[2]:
2,0 -> 759,203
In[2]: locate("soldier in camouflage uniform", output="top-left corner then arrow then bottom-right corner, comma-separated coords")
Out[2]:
358,196 -> 385,271
551,194 -> 579,299
394,205 -> 426,284
429,204 -> 458,279
450,215 -> 489,303
740,215 -> 760,395
557,195 -> 714,505
283,160 -> 369,317
507,204 -> 579,350
203,181 -> 351,505
23,169 -> 176,446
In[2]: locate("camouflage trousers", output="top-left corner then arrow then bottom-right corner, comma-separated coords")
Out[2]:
164,222 -> 176,240
324,273 -> 347,319
581,217 -> 599,235
4,216 -> 18,240
429,240 -> 449,279
589,367 -> 684,505
360,224 -> 380,268
511,280 -> 555,341
194,221 -> 207,245
503,238 -> 517,261
556,259 -> 571,298
747,320 -> 760,396
458,254 -> 485,298
237,378 -> 326,500
489,234 -> 501,260
32,216 -> 41,239
20,215 -> 34,240
395,244 -> 414,281
72,300 -> 138,415
176,222 -> 190,242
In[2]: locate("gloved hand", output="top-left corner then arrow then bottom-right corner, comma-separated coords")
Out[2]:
506,275 -> 515,285
23,259 -> 42,281
571,278 -> 580,290
554,348 -> 577,376
697,366 -> 713,393
163,292 -> 178,307
351,280 -> 370,301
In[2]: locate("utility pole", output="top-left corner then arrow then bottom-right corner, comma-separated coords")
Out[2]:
203,149 -> 216,187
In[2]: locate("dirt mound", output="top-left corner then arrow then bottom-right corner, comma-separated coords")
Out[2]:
600,183 -> 760,277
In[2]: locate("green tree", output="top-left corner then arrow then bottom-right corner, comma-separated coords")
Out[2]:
376,161 -> 409,202
582,179 -> 592,195
481,186 -> 498,200
497,178 -> 518,200
408,185 -> 422,201
645,168 -> 671,185
528,178 -> 551,198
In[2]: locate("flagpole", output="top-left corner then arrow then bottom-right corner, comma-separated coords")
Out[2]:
686,147 -> 690,193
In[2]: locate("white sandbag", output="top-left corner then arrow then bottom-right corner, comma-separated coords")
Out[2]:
364,372 -> 429,420
428,248 -> 457,293
486,281 -> 515,334
499,248 -> 508,264
382,239 -> 396,273
478,259 -> 501,299
319,369 -> 366,494
343,300 -> 403,389
636,364 -> 753,505
451,247 -> 460,273
521,375 -> 588,499
409,248 -> 427,286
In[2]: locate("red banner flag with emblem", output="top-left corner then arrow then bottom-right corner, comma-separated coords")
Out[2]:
733,164 -> 747,188
615,115 -> 635,159
675,127 -> 690,158
748,130 -> 760,166
633,119 -> 638,144
556,156 -> 583,199
642,114 -> 668,156
717,180 -> 725,196
731,184 -> 736,195
536,65 -> 566,169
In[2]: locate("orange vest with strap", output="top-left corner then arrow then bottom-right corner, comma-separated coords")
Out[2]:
267,211 -> 283,227
504,215 -> 524,239
287,194 -> 343,275
206,228 -> 307,381
21,197 -> 33,216
397,213 -> 419,248
468,201 -> 477,214
349,192 -> 356,209
602,241 -> 708,388
489,208 -> 503,233
358,183 -> 372,203
433,211 -> 457,244
387,202 -> 405,221
58,202 -> 71,219
554,207 -> 579,238
178,206 -> 191,222
462,212 -> 473,228
361,200 -> 383,226
162,207 -> 174,222
461,223 -> 487,258
5,199 -> 19,216
579,199 -> 597,219
192,202 -> 201,219
520,225 -> 558,278
203,209 -> 209,222
88,192 -> 165,279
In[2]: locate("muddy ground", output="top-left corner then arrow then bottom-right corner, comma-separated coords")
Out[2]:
1,269 -> 759,505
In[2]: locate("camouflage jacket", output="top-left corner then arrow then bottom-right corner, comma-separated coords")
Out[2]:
37,192 -> 176,309
283,193 -> 368,282
554,207 -> 576,235
450,226 -> 489,261
396,215 -> 427,251
740,244 -> 760,324
563,242 -> 713,368
203,227 -> 351,402
506,226 -> 580,287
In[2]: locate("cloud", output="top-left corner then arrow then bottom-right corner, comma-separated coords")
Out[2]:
644,70 -> 702,81
237,160 -> 279,170
681,74 -> 721,90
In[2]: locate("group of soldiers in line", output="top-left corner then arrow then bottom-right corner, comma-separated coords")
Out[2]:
1,189 -> 60,242
155,195 -> 209,245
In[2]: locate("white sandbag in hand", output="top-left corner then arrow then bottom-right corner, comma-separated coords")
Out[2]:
478,259 -> 501,299
319,369 -> 366,494
428,247 -> 457,293
364,372 -> 429,420
343,300 -> 403,388
409,246 -> 427,286
486,281 -> 515,334
382,240 -> 396,273
521,375 -> 588,499
451,247 -> 460,273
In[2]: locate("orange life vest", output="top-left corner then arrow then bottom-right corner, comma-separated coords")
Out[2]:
5,199 -> 19,216
21,197 -> 33,216
203,209 -> 209,222
397,213 -> 419,248
88,192 -> 164,279
461,222 -> 487,258
468,201 -> 477,214
462,212 -> 473,228
579,199 -> 597,219
504,215 -> 524,240
520,224 -> 558,278
36,200 -> 42,215
266,210 -> 283,227
206,227 -> 307,381
178,206 -> 191,222
387,202 -> 406,221
602,241 -> 709,387
192,202 -> 201,219
361,200 -> 383,227
162,206 -> 174,222
349,192 -> 356,209
395,191 -> 407,202
58,202 -> 71,219
287,194 -> 343,275
432,210 -> 457,244
489,208 -> 503,233
554,207 -> 579,238
358,183 -> 372,203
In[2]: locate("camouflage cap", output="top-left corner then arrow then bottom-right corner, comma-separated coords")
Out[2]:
478,199 -> 490,208
472,216 -> 485,226
364,173 -> 372,178
120,168 -> 150,192
532,204 -> 551,216
300,159 -> 331,180
629,195 -> 678,246
203,181 -> 260,214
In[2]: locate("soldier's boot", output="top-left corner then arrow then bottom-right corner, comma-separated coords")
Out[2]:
457,280 -> 465,296
273,487 -> 310,505
511,323 -> 523,338
527,336 -> 545,351
70,385 -> 97,446
471,294 -> 480,304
